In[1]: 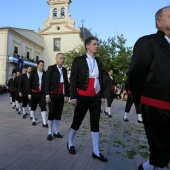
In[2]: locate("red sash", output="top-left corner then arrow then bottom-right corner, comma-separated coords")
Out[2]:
50,83 -> 64,94
77,78 -> 99,96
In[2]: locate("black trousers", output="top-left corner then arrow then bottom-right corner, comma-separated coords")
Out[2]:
22,92 -> 28,107
10,91 -> 15,102
142,104 -> 170,167
15,91 -> 19,101
30,92 -> 46,111
48,94 -> 64,120
105,91 -> 114,107
71,95 -> 101,132
125,94 -> 141,114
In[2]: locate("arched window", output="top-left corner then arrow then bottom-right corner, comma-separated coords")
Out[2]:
53,8 -> 57,18
61,8 -> 65,18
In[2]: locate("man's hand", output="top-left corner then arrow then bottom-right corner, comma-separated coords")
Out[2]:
101,98 -> 105,105
65,97 -> 69,103
19,92 -> 23,97
70,99 -> 78,107
28,95 -> 32,100
46,96 -> 51,103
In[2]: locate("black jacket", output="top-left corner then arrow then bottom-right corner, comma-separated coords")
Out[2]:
128,30 -> 170,104
18,74 -> 29,93
14,76 -> 20,92
70,54 -> 104,99
104,75 -> 116,92
8,78 -> 15,90
45,64 -> 69,96
28,70 -> 46,95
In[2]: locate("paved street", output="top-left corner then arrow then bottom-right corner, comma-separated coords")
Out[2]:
0,93 -> 151,170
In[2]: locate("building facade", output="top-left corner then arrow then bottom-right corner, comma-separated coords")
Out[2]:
0,0 -> 91,85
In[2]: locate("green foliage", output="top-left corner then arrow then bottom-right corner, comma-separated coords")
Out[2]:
64,35 -> 132,84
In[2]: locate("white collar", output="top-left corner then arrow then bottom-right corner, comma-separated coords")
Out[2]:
165,35 -> 170,44
86,53 -> 94,59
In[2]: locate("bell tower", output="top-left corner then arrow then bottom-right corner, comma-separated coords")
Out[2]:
43,0 -> 74,29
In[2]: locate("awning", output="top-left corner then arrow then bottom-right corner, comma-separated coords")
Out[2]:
9,56 -> 37,67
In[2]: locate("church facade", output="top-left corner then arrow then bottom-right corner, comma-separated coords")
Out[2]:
0,0 -> 91,85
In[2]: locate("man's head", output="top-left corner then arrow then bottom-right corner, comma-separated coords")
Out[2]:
56,53 -> 65,67
16,71 -> 20,77
155,6 -> 170,34
85,37 -> 99,55
22,67 -> 27,74
27,66 -> 32,74
108,69 -> 113,76
37,60 -> 44,71
12,73 -> 17,78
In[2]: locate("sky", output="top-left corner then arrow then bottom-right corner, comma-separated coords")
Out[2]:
1,0 -> 170,47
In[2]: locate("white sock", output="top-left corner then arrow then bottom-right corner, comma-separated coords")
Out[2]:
15,101 -> 18,108
29,107 -> 31,111
124,112 -> 128,119
41,111 -> 47,125
68,128 -> 77,149
12,102 -> 15,107
26,105 -> 29,114
107,107 -> 111,115
143,160 -> 154,170
10,97 -> 12,103
22,107 -> 26,115
48,120 -> 54,135
31,111 -> 35,122
30,110 -> 33,118
138,114 -> 143,121
54,120 -> 60,134
91,132 -> 100,156
105,107 -> 108,112
18,103 -> 21,112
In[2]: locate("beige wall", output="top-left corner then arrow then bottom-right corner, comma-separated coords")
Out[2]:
0,29 -> 8,85
42,33 -> 83,68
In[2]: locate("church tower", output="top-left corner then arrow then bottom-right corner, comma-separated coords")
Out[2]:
38,0 -> 84,68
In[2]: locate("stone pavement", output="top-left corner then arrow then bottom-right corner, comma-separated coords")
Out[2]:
0,93 -> 161,170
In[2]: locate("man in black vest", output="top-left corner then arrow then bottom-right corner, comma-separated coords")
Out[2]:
103,69 -> 116,118
8,73 -> 16,108
28,60 -> 47,127
14,71 -> 21,112
67,37 -> 107,162
128,6 -> 170,170
45,53 -> 69,141
19,66 -> 32,118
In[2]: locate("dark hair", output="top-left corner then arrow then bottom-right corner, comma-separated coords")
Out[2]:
108,68 -> 113,72
85,36 -> 98,50
37,60 -> 44,65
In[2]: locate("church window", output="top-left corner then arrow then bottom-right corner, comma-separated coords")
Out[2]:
53,8 -> 57,18
61,8 -> 65,18
27,52 -> 30,59
54,38 -> 61,51
14,46 -> 18,54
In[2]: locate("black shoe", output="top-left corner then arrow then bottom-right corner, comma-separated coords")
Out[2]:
47,134 -> 52,141
30,117 -> 32,120
104,111 -> 108,115
18,111 -> 21,115
26,113 -> 29,116
16,108 -> 19,111
138,164 -> 144,170
138,120 -> 143,123
67,142 -> 76,154
10,102 -> 12,104
12,106 -> 15,109
108,115 -> 112,118
23,115 -> 26,119
42,124 -> 48,128
92,153 -> 108,162
123,117 -> 129,122
53,132 -> 63,138
32,122 -> 36,126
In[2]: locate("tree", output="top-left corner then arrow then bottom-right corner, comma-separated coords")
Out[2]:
64,35 -> 132,84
